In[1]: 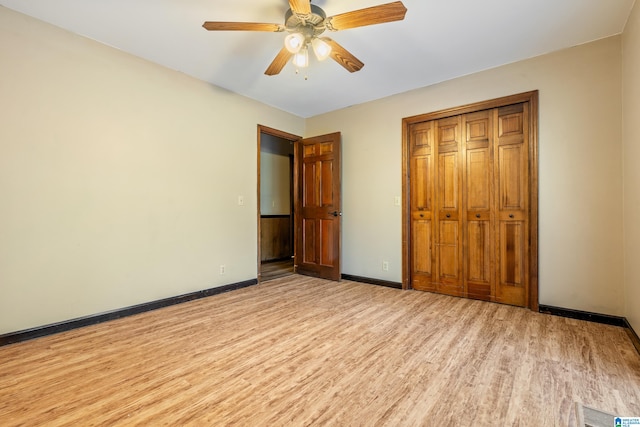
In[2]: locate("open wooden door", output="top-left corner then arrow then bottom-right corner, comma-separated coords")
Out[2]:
294,132 -> 341,281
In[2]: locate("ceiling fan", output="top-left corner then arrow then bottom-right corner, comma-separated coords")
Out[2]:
202,0 -> 407,75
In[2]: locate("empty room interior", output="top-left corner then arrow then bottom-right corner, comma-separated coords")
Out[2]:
1,0 -> 640,425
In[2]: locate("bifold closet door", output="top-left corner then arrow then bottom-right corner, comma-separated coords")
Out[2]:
434,116 -> 463,297
463,110 -> 494,301
408,101 -> 531,308
494,103 -> 530,307
409,121 -> 435,292
409,116 -> 465,298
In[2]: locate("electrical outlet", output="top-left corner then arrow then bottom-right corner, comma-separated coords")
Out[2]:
220,265 -> 226,275
382,261 -> 389,271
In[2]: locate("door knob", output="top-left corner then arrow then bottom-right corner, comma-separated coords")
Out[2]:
330,211 -> 342,217
509,214 -> 515,218
476,214 -> 481,218
446,214 -> 451,218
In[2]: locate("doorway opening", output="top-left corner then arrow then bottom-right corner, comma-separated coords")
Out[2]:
258,126 -> 300,282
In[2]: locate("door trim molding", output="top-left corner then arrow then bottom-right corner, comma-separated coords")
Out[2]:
257,125 -> 301,283
401,91 -> 539,310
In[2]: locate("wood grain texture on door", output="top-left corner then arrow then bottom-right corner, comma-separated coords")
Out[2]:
464,110 -> 494,301
435,116 -> 463,297
409,121 -> 435,291
295,133 -> 342,281
494,103 -> 529,307
403,91 -> 538,309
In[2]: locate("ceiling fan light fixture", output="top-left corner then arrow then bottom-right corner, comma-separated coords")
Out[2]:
311,37 -> 332,61
284,32 -> 305,53
292,45 -> 309,68
203,1 -> 408,76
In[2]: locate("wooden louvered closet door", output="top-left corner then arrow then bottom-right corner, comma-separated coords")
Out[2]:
406,95 -> 536,308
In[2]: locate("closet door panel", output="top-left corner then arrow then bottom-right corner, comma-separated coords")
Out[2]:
411,156 -> 431,211
409,121 -> 436,291
435,117 -> 463,296
467,220 -> 492,300
468,221 -> 491,281
405,93 -> 536,309
437,119 -> 460,153
467,150 -> 491,209
498,145 -> 525,210
439,153 -> 459,210
495,104 -> 529,307
464,111 -> 494,301
413,218 -> 432,274
499,221 -> 525,286
438,220 -> 459,279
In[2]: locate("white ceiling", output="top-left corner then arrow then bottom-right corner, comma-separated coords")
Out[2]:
1,0 -> 635,117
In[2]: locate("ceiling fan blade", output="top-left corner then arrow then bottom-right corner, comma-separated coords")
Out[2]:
289,0 -> 312,15
202,22 -> 284,32
325,1 -> 407,31
265,47 -> 292,76
322,38 -> 364,73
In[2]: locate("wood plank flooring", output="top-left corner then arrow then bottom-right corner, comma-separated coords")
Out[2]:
260,259 -> 294,281
1,275 -> 639,426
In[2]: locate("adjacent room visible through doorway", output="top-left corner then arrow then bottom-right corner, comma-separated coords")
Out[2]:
258,126 -> 299,282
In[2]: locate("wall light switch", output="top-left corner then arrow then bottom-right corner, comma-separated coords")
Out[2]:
238,196 -> 244,206
394,196 -> 401,206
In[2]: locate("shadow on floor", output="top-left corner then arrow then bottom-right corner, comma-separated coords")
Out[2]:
260,258 -> 294,282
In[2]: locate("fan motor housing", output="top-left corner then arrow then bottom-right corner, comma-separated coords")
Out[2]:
284,4 -> 327,38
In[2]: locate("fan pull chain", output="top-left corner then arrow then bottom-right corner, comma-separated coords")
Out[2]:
294,68 -> 309,81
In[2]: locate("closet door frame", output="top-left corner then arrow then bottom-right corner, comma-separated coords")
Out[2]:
401,91 -> 539,311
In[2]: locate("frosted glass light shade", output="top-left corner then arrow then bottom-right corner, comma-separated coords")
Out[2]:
292,46 -> 309,68
284,33 -> 305,53
311,38 -> 332,61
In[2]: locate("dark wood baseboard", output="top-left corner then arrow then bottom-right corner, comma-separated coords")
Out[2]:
5,281 -> 637,356
342,274 -> 402,289
538,305 -> 626,327
624,318 -> 640,355
540,304 -> 640,355
0,279 -> 258,347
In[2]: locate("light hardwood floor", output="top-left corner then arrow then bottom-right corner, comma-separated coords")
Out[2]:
260,259 -> 294,281
1,275 -> 639,426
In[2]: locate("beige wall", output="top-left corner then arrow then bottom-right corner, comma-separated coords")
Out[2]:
307,36 -> 625,315
260,152 -> 291,215
0,7 -> 304,334
1,5 -> 634,335
623,1 -> 640,332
